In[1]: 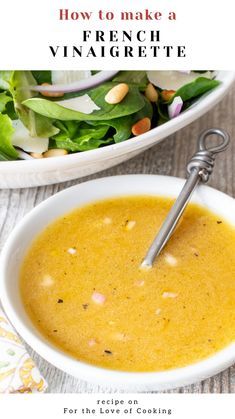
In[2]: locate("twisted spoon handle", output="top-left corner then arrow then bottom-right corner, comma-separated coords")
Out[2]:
141,128 -> 230,269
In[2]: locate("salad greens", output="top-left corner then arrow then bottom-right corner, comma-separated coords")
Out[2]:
0,114 -> 18,160
10,71 -> 59,138
23,84 -> 145,121
172,77 -> 220,102
0,70 -> 220,161
51,121 -> 111,152
0,92 -> 12,113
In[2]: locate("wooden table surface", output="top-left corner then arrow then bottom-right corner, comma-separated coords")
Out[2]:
0,85 -> 234,393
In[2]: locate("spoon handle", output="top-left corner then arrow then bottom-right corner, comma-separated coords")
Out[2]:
141,128 -> 230,268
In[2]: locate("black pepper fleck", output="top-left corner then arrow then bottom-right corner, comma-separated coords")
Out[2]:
53,330 -> 58,333
104,350 -> 113,355
82,304 -> 89,310
57,299 -> 63,303
217,221 -> 222,224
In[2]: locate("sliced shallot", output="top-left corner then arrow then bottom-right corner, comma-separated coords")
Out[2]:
168,96 -> 183,119
91,291 -> 106,305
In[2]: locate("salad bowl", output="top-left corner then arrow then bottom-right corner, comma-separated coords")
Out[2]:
0,71 -> 234,188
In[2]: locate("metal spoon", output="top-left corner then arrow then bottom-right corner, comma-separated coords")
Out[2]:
141,128 -> 230,269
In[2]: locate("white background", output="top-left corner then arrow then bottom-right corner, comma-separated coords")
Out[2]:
0,0 -> 234,69
0,393 -> 234,418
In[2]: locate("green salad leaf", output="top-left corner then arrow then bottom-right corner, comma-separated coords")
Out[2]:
31,71 -> 52,85
51,95 -> 153,151
23,83 -> 145,121
172,77 -> 220,102
10,71 -> 59,138
4,100 -> 18,120
92,116 -> 133,143
112,71 -> 148,91
0,71 -> 13,91
89,96 -> 153,143
0,114 -> 18,160
52,122 -> 111,152
157,76 -> 220,123
0,92 -> 13,113
115,96 -> 153,142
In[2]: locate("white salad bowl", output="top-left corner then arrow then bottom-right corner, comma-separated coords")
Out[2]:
0,175 -> 234,391
0,71 -> 234,189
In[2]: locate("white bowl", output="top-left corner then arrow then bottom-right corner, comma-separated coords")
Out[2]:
0,71 -> 234,189
0,175 -> 235,391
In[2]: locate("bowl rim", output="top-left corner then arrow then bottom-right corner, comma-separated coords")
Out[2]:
0,71 -> 234,174
0,174 -> 235,389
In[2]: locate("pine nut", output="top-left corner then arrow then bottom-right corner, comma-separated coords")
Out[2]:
105,83 -> 129,104
161,90 -> 176,102
30,152 -> 43,159
131,117 -> 151,136
145,83 -> 158,102
40,83 -> 64,98
43,149 -> 68,158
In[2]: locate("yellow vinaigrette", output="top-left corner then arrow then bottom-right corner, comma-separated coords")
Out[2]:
20,196 -> 235,372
